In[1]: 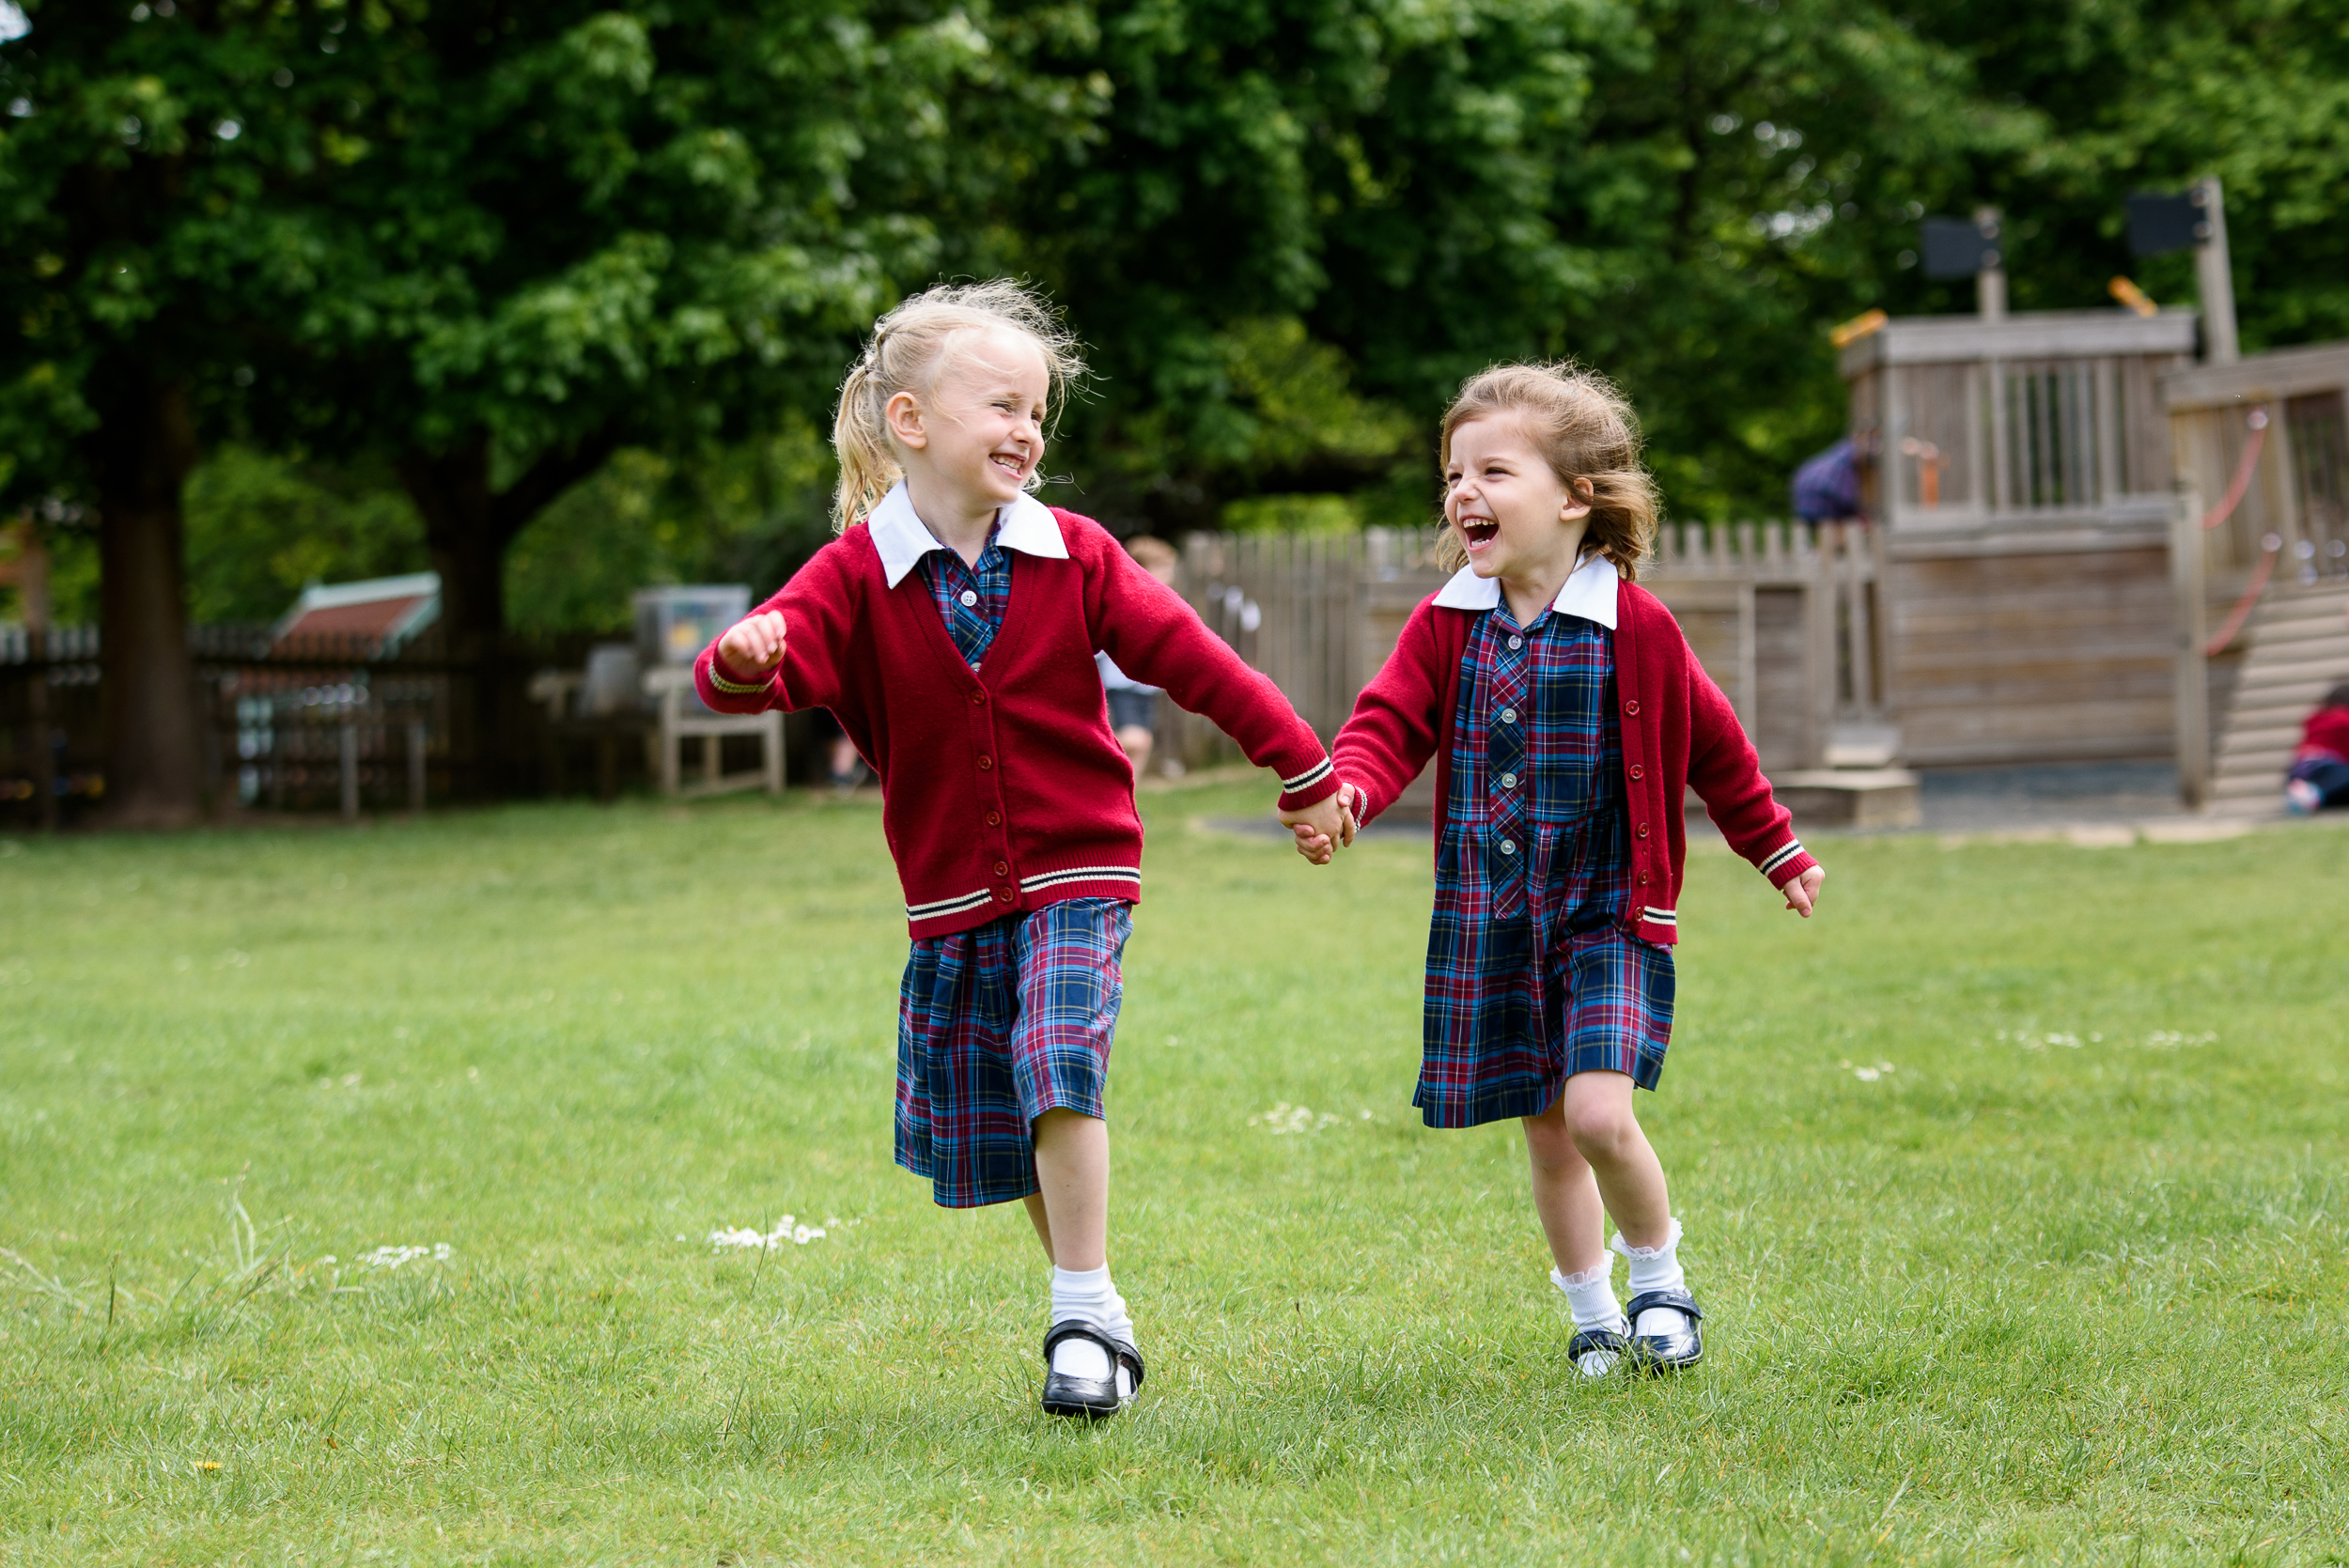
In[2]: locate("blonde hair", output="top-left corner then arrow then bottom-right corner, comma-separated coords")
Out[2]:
1434,362 -> 1660,579
831,279 -> 1087,529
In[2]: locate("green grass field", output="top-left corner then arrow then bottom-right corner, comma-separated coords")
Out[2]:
3,783 -> 2345,1565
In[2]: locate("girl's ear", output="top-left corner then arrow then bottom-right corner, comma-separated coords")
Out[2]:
884,389 -> 927,450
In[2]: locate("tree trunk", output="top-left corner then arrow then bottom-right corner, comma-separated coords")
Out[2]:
398,428 -> 618,798
86,371 -> 204,829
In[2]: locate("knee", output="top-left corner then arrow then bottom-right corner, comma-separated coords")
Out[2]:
1522,1113 -> 1579,1172
1565,1097 -> 1639,1163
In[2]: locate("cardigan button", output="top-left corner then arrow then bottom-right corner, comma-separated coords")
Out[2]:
986,811 -> 1002,827
994,887 -> 1015,902
994,861 -> 1010,877
977,755 -> 994,770
1637,823 -> 1650,839
969,690 -> 986,705
1624,699 -> 1641,717
1637,872 -> 1651,886
1628,764 -> 1644,781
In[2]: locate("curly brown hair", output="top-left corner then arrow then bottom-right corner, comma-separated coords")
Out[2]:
1434,362 -> 1660,579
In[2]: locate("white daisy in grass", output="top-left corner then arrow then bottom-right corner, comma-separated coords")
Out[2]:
1839,1060 -> 1896,1082
708,1215 -> 827,1250
1249,1102 -> 1345,1134
360,1243 -> 451,1270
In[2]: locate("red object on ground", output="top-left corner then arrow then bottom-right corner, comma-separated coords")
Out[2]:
1333,581 -> 1817,947
2296,703 -> 2349,764
696,507 -> 1337,939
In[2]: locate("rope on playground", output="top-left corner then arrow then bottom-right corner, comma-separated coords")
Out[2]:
2201,409 -> 2276,657
2202,408 -> 2268,531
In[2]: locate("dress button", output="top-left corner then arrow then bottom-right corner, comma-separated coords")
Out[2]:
986,811 -> 1002,827
1499,838 -> 1517,856
1637,823 -> 1651,839
994,860 -> 1010,877
959,589 -> 979,607
1624,699 -> 1641,717
1500,706 -> 1517,724
1501,771 -> 1518,788
977,755 -> 994,771
1629,764 -> 1644,781
1507,635 -> 1523,651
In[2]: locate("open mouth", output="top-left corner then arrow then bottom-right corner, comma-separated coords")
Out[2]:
1459,519 -> 1499,551
991,452 -> 1026,478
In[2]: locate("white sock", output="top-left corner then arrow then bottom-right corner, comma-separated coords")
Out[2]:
1551,1263 -> 1627,1336
1613,1219 -> 1689,1335
1049,1265 -> 1134,1389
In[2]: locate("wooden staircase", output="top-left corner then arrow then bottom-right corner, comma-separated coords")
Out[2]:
2207,582 -> 2349,816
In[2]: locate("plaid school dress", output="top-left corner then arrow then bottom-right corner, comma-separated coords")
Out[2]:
1417,598 -> 1676,1128
894,522 -> 1134,1207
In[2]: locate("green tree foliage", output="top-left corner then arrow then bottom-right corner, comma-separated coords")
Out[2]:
181,445 -> 426,623
5,0 -> 2346,808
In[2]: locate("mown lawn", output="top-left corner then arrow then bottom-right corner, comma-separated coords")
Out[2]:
2,783 -> 2343,1565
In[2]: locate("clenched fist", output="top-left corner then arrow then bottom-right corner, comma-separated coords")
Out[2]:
717,611 -> 788,678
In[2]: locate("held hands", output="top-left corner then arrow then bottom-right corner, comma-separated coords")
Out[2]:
1782,864 -> 1827,918
1280,783 -> 1361,866
716,611 -> 788,679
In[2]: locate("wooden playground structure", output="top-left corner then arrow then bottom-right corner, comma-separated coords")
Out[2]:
1174,289 -> 2349,824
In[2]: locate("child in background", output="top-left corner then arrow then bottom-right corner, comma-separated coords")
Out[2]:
2284,683 -> 2349,814
1097,536 -> 1181,776
697,281 -> 1350,1418
1327,363 -> 1825,1377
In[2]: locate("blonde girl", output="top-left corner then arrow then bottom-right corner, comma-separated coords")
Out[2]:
696,281 -> 1349,1416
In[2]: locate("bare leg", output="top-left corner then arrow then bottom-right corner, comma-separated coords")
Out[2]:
1115,725 -> 1154,775
1523,1095 -> 1608,1275
1022,1108 -> 1108,1271
1559,1070 -> 1672,1250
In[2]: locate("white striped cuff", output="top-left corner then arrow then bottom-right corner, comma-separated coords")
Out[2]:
1759,839 -> 1809,878
1281,757 -> 1333,794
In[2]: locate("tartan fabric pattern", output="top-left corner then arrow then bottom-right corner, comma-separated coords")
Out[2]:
1417,599 -> 1675,1127
916,522 -> 1014,670
895,898 -> 1131,1208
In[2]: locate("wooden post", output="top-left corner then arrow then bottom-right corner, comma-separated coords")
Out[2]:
2171,488 -> 2211,807
4,517 -> 59,831
339,720 -> 360,821
2193,178 -> 2238,365
407,721 -> 428,815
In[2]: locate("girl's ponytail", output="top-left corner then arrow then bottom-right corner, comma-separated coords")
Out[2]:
830,280 -> 1087,531
832,351 -> 900,531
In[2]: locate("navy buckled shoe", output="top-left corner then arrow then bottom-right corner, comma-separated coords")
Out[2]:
1625,1288 -> 1703,1373
1040,1321 -> 1144,1419
1567,1326 -> 1631,1378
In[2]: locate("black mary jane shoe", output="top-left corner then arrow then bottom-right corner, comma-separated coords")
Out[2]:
1039,1321 -> 1145,1420
1566,1327 -> 1631,1379
1625,1288 -> 1704,1373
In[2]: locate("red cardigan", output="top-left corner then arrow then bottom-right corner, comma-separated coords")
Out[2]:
1331,579 -> 1816,946
695,508 -> 1339,938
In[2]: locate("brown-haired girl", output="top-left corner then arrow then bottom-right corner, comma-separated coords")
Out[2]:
696,281 -> 1351,1417
1330,362 -> 1825,1375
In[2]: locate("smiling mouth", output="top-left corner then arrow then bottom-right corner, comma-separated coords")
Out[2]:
991,452 -> 1026,477
1460,519 -> 1499,549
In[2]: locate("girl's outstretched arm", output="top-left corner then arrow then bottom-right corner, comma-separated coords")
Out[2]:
1081,521 -> 1339,817
1681,655 -> 1824,908
694,541 -> 863,715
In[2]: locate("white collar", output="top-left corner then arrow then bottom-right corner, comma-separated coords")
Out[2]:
1430,551 -> 1619,629
866,480 -> 1070,588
